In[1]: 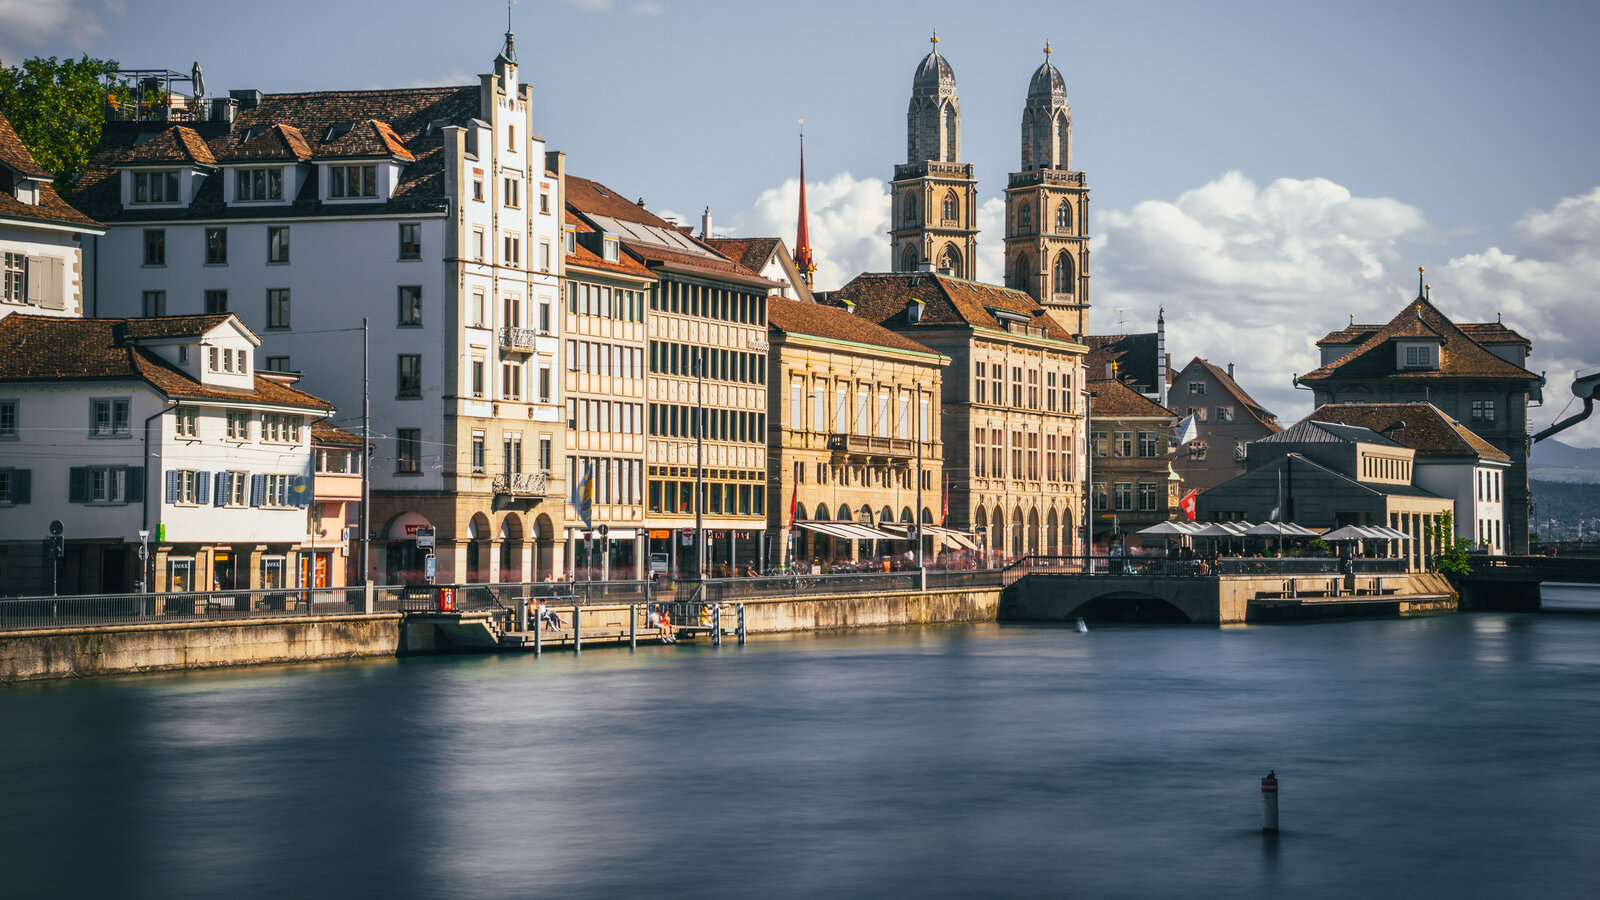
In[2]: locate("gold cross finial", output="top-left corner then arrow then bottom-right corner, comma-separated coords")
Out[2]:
1044,40 -> 1053,56
931,29 -> 939,45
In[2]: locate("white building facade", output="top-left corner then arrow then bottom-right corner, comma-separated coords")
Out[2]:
0,110 -> 103,321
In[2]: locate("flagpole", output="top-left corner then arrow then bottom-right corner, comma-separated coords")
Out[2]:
915,392 -> 924,573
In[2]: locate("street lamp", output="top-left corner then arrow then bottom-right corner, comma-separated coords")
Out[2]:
138,529 -> 150,593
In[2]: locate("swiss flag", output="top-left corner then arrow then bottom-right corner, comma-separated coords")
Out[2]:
1179,489 -> 1198,522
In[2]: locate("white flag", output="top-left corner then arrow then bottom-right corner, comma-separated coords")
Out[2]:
1176,414 -> 1199,446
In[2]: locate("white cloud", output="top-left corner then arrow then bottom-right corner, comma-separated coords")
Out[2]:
564,0 -> 612,11
726,172 -> 889,290
631,1 -> 664,15
975,196 -> 1006,283
0,0 -> 102,57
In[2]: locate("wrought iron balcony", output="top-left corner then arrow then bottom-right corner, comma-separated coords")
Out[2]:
828,434 -> 916,459
499,326 -> 541,353
492,471 -> 548,497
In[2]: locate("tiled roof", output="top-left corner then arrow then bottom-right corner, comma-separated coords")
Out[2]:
826,273 -> 1079,344
124,126 -> 217,166
225,123 -> 312,162
1457,322 -> 1531,346
1256,419 -> 1403,447
0,314 -> 333,411
1300,295 -> 1539,383
703,237 -> 780,275
567,239 -> 652,278
565,175 -> 677,230
1085,332 -> 1158,386
0,182 -> 102,230
73,86 -> 478,222
322,119 -> 415,162
1089,377 -> 1176,419
1303,403 -> 1510,462
768,296 -> 939,357
623,240 -> 771,282
1173,357 -> 1281,431
311,418 -> 363,446
0,109 -> 51,180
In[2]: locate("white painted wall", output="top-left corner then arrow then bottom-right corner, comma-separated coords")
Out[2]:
1414,460 -> 1507,554
0,222 -> 85,320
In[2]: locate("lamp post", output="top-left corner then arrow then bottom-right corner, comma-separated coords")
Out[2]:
1084,389 -> 1094,574
360,316 -> 371,585
695,351 -> 706,578
138,529 -> 150,594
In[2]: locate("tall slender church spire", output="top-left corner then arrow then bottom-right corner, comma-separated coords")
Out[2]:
795,122 -> 817,289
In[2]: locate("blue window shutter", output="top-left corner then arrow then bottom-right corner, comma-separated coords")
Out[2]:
214,472 -> 229,507
126,467 -> 145,502
196,471 -> 211,506
165,470 -> 180,504
250,474 -> 265,507
68,467 -> 88,503
12,469 -> 30,504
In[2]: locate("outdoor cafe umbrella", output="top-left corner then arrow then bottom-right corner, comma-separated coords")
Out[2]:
1192,521 -> 1250,554
1137,520 -> 1202,555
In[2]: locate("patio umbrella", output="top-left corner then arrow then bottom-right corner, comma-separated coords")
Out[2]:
1137,521 -> 1201,535
1320,525 -> 1372,542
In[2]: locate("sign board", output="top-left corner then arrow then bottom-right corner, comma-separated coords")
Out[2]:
415,526 -> 435,548
680,527 -> 694,547
649,530 -> 671,540
424,554 -> 437,581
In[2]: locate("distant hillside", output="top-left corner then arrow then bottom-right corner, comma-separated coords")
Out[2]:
1531,480 -> 1600,541
1530,438 -> 1600,484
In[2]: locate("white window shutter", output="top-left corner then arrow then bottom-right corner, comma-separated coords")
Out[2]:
25,256 -> 43,304
39,258 -> 65,310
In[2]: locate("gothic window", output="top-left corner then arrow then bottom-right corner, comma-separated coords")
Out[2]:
1017,202 -> 1031,233
900,245 -> 918,272
942,191 -> 958,222
1056,200 -> 1073,233
943,104 -> 958,161
1053,252 -> 1074,294
939,245 -> 962,278
903,193 -> 919,226
1012,253 -> 1031,292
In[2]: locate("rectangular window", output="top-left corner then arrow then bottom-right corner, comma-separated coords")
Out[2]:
539,436 -> 552,472
1471,399 -> 1496,422
538,298 -> 552,334
226,410 -> 250,440
328,164 -> 377,198
397,286 -> 422,326
205,227 -> 227,265
1216,406 -> 1234,423
1138,482 -> 1158,511
1012,367 -> 1024,407
0,400 -> 15,439
503,233 -> 520,266
142,290 -> 166,317
396,429 -> 420,473
227,470 -> 248,506
204,290 -> 228,314
171,405 -> 198,438
1405,345 -> 1433,367
1114,431 -> 1132,458
397,354 -> 422,398
266,289 -> 290,329
132,170 -> 180,204
1091,431 -> 1107,458
1188,382 -> 1206,396
2,252 -> 26,302
267,226 -> 290,263
471,432 -> 486,473
472,291 -> 486,328
1114,482 -> 1133,511
540,188 -> 551,214
1189,442 -> 1208,460
234,167 -> 283,201
501,362 -> 522,400
176,469 -> 200,505
90,398 -> 131,436
473,229 -> 485,262
399,223 -> 422,260
473,177 -> 484,201
265,356 -> 290,372
143,229 -> 166,266
262,474 -> 292,507
538,365 -> 552,403
471,358 -> 485,397
88,466 -> 128,503
1138,431 -> 1159,458
538,241 -> 551,273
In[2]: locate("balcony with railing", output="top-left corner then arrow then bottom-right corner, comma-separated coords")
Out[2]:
828,434 -> 917,460
1008,170 -> 1087,189
499,327 -> 541,353
492,471 -> 548,497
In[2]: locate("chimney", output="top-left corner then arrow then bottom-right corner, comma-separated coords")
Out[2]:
701,207 -> 713,240
1227,362 -> 1235,380
228,89 -> 262,111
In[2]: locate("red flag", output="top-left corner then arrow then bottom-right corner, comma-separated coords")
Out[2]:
1179,489 -> 1198,522
787,478 -> 799,530
941,474 -> 950,526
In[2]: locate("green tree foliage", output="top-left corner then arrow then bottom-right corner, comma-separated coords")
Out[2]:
1427,512 -> 1474,576
0,55 -> 124,193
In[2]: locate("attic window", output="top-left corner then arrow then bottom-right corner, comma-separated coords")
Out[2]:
1401,343 -> 1438,370
240,126 -> 262,142
131,170 -> 181,204
424,119 -> 451,137
602,236 -> 619,262
324,123 -> 353,141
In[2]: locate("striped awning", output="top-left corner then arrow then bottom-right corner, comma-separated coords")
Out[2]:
797,521 -> 901,541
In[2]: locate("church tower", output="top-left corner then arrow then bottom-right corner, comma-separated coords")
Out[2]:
890,32 -> 979,279
1003,43 -> 1091,334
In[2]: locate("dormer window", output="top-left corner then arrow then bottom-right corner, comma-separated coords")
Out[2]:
602,237 -> 619,262
132,170 -> 181,203
328,164 -> 377,198
1400,342 -> 1439,370
235,167 -> 283,201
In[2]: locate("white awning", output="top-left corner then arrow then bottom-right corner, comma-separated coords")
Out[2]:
879,523 -> 981,550
797,521 -> 901,541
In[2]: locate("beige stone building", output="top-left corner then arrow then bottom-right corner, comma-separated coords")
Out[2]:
826,273 -> 1087,562
559,210 -> 654,577
765,297 -> 950,568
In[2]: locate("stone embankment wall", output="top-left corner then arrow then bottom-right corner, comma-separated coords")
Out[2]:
740,588 -> 1000,632
0,615 -> 402,684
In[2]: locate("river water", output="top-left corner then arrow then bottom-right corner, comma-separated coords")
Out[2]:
3,588 -> 1598,899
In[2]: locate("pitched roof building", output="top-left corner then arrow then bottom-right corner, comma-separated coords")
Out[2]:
1168,356 -> 1282,493
0,109 -> 103,320
1297,274 -> 1542,553
1086,378 -> 1178,548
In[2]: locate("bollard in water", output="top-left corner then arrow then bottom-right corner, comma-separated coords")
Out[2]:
712,603 -> 722,646
518,598 -> 529,633
573,606 -> 582,654
1261,770 -> 1279,832
737,603 -> 746,644
629,603 -> 637,649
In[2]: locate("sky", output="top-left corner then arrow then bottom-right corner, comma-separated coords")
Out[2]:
5,0 -> 1599,446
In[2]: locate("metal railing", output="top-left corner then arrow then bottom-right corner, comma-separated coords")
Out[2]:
0,585 -> 388,632
499,326 -> 541,352
1001,555 -> 1411,583
492,471 -> 548,496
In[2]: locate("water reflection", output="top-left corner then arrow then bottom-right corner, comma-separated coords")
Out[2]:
3,610 -> 1599,898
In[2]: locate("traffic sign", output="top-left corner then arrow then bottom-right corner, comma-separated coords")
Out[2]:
598,523 -> 609,537
424,554 -> 437,582
415,526 -> 435,548
680,527 -> 694,547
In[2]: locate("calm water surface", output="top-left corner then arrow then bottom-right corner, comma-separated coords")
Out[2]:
3,590 -> 1599,899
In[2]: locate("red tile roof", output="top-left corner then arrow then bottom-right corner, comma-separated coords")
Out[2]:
1089,377 -> 1175,418
768,296 -> 940,357
567,240 -> 652,278
312,418 -> 363,446
0,109 -> 51,180
124,125 -> 218,166
0,314 -> 333,411
1304,402 -> 1510,462
0,182 -> 102,230
703,237 -> 780,275
1300,295 -> 1538,383
565,174 -> 677,230
826,273 -> 1079,344
73,85 -> 478,222
225,123 -> 312,162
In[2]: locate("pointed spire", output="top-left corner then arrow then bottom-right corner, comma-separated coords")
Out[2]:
1417,266 -> 1425,300
795,121 -> 816,288
498,0 -> 518,63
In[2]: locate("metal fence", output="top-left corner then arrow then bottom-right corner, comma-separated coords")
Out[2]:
1002,555 -> 1411,583
0,585 -> 382,632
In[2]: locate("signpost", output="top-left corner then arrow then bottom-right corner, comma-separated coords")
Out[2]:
424,554 -> 437,584
415,526 -> 435,549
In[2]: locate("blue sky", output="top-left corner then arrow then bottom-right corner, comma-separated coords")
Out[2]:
6,0 -> 1599,445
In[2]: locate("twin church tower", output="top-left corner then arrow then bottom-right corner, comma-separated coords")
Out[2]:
888,34 -> 1092,334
